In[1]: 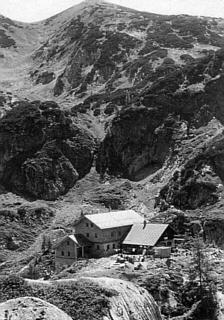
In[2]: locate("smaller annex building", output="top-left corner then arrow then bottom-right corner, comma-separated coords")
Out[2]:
54,234 -> 91,268
122,223 -> 175,254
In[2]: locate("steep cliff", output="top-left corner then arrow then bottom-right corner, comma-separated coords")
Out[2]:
96,107 -> 177,180
0,101 -> 95,200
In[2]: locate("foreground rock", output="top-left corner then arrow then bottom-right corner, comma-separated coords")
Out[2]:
0,296 -> 72,320
85,277 -> 162,320
26,277 -> 162,320
0,101 -> 95,200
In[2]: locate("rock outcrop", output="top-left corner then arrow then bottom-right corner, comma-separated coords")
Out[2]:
96,107 -> 176,180
0,276 -> 162,320
204,218 -> 224,247
21,141 -> 79,200
35,71 -> 55,85
156,120 -> 224,210
0,101 -> 95,200
87,277 -> 162,320
0,297 -> 72,320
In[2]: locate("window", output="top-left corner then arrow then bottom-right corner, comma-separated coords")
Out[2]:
91,223 -> 93,228
111,231 -> 114,237
118,231 -> 121,236
86,233 -> 89,238
97,245 -> 100,250
86,223 -> 89,227
95,233 -> 98,238
68,251 -> 70,257
107,245 -> 110,251
113,244 -> 116,249
67,241 -> 70,245
61,251 -> 64,256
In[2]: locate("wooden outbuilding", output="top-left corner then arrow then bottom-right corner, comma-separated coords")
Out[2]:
54,234 -> 91,268
122,223 -> 175,254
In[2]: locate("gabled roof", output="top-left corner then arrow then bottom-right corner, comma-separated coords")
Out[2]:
85,210 -> 144,229
54,234 -> 91,249
123,223 -> 169,247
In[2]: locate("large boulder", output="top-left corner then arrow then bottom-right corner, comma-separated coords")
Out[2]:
0,297 -> 72,320
87,277 -> 162,320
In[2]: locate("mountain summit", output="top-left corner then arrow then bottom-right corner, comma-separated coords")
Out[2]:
0,1 -> 223,102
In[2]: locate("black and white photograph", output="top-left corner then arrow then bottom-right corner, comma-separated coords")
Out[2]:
0,0 -> 224,319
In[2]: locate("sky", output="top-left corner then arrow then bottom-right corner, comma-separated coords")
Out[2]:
0,0 -> 224,23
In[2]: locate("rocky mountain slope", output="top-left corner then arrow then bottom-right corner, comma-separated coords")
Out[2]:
1,0 -> 224,229
1,0 -> 224,246
1,0 -> 224,195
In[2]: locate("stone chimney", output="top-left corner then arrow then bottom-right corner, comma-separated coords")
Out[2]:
80,209 -> 84,217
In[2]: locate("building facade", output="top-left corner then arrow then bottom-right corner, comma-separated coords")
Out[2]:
55,210 -> 144,266
54,234 -> 91,268
75,210 -> 144,257
123,223 -> 175,254
76,218 -> 131,256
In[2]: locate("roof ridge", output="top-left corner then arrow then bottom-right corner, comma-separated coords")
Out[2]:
84,210 -> 144,229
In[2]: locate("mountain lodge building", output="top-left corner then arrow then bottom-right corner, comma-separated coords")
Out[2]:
55,210 -> 144,266
54,210 -> 175,267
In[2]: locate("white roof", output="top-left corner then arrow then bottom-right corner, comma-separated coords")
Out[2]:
54,234 -> 91,248
85,210 -> 144,229
123,223 -> 169,246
